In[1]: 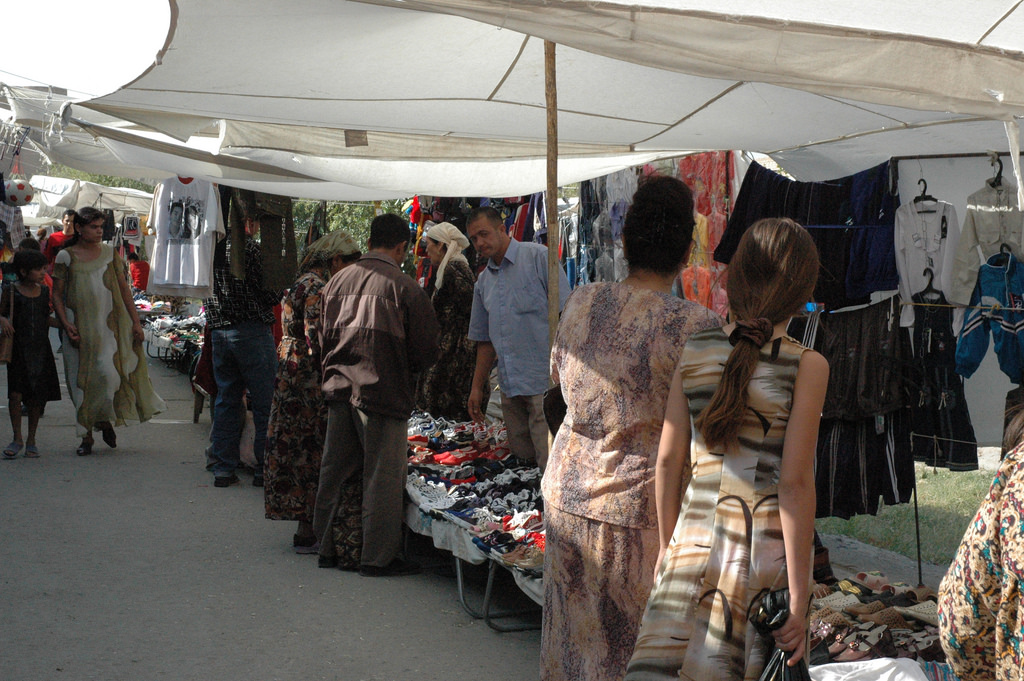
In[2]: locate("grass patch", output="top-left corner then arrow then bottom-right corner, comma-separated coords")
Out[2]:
815,464 -> 995,565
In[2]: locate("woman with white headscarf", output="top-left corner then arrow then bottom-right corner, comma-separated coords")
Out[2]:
264,229 -> 362,555
415,222 -> 481,421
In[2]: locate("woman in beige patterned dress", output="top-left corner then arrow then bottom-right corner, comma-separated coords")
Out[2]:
541,176 -> 723,681
625,218 -> 828,680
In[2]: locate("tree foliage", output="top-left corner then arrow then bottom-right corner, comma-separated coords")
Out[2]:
47,163 -> 156,194
293,197 -> 415,273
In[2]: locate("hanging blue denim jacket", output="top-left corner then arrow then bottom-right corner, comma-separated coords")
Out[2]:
956,251 -> 1024,383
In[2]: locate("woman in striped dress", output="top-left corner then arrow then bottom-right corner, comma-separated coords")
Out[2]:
626,218 -> 829,681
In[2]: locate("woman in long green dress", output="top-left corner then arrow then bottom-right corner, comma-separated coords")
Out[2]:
52,207 -> 165,456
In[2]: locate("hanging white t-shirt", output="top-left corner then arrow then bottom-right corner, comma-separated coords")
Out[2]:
894,199 -> 963,331
147,177 -> 224,298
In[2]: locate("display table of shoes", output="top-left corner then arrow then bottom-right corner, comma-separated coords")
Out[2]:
806,572 -> 948,670
405,411 -> 544,631
143,313 -> 206,353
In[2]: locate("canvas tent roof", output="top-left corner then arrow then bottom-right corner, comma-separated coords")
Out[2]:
10,1 -> 1024,197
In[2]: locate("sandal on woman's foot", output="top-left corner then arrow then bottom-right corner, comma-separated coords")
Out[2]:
23,445 -> 39,458
100,425 -> 116,448
3,441 -> 22,459
77,441 -> 93,456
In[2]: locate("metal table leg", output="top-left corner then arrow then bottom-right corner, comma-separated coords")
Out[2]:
481,560 -> 542,632
455,557 -> 484,619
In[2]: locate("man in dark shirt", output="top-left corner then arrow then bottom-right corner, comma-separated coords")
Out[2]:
314,214 -> 440,575
203,236 -> 282,487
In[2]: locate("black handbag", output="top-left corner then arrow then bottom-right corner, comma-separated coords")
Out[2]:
543,384 -> 566,437
752,589 -> 812,681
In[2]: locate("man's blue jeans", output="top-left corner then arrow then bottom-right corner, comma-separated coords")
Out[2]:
209,321 -> 277,478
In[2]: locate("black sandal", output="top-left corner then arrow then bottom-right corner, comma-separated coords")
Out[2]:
100,425 -> 116,448
76,440 -> 93,456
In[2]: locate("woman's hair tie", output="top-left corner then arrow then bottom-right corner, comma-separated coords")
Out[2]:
728,317 -> 774,348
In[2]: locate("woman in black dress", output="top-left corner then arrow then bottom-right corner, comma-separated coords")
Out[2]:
0,249 -> 61,458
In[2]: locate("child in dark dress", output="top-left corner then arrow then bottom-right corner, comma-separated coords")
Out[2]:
0,249 -> 62,458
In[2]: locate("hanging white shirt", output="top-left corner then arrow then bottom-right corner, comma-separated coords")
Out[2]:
894,199 -> 963,331
147,177 -> 224,298
950,182 -> 1023,306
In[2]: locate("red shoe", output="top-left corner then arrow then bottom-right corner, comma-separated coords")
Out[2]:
434,447 -> 478,466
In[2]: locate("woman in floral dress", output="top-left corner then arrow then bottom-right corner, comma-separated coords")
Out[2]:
264,230 -> 361,553
542,177 -> 723,681
939,405 -> 1024,680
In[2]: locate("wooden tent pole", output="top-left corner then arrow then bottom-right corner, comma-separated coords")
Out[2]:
545,40 -> 559,351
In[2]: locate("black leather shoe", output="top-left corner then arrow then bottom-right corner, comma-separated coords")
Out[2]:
318,555 -> 339,569
252,474 -> 264,488
214,474 -> 239,488
359,558 -> 421,577
100,425 -> 116,448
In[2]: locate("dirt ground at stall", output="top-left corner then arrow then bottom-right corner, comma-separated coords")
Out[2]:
0,340 -> 961,680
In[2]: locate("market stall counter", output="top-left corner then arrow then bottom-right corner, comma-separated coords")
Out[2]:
404,411 -> 543,631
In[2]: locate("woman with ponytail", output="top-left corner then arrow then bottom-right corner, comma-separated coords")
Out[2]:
626,218 -> 829,680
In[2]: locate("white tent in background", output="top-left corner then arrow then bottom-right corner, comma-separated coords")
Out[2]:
20,175 -> 154,228
30,175 -> 153,216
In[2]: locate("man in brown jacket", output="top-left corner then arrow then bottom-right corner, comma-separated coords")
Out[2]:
314,213 -> 440,576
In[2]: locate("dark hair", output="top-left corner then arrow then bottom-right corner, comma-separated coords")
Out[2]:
127,252 -> 140,261
1005,403 -> 1024,452
368,213 -> 411,250
622,175 -> 696,275
10,249 -> 47,281
17,237 -> 40,251
467,206 -> 503,227
696,218 -> 820,448
62,209 -> 78,220
66,207 -> 105,249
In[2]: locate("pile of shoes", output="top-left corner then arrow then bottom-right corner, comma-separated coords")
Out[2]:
807,571 -> 943,665
407,412 -> 510,465
144,313 -> 206,349
406,411 -> 546,575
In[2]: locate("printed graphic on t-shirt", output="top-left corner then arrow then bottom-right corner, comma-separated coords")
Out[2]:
123,214 -> 140,239
168,197 -> 205,242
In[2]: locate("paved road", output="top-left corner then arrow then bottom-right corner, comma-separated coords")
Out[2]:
0,345 -> 541,681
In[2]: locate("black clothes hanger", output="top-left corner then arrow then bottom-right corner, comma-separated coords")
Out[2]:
992,242 -> 1013,268
914,179 -> 937,213
919,267 -> 942,302
989,157 -> 1004,188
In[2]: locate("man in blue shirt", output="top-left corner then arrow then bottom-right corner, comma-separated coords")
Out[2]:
467,206 -> 570,468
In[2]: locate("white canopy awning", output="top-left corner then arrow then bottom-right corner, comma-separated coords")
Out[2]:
11,1 -> 1024,197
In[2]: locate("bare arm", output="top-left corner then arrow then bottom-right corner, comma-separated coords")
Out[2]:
114,261 -> 144,342
0,286 -> 12,336
51,275 -> 79,345
653,369 -> 692,577
773,349 -> 829,665
468,341 -> 497,422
